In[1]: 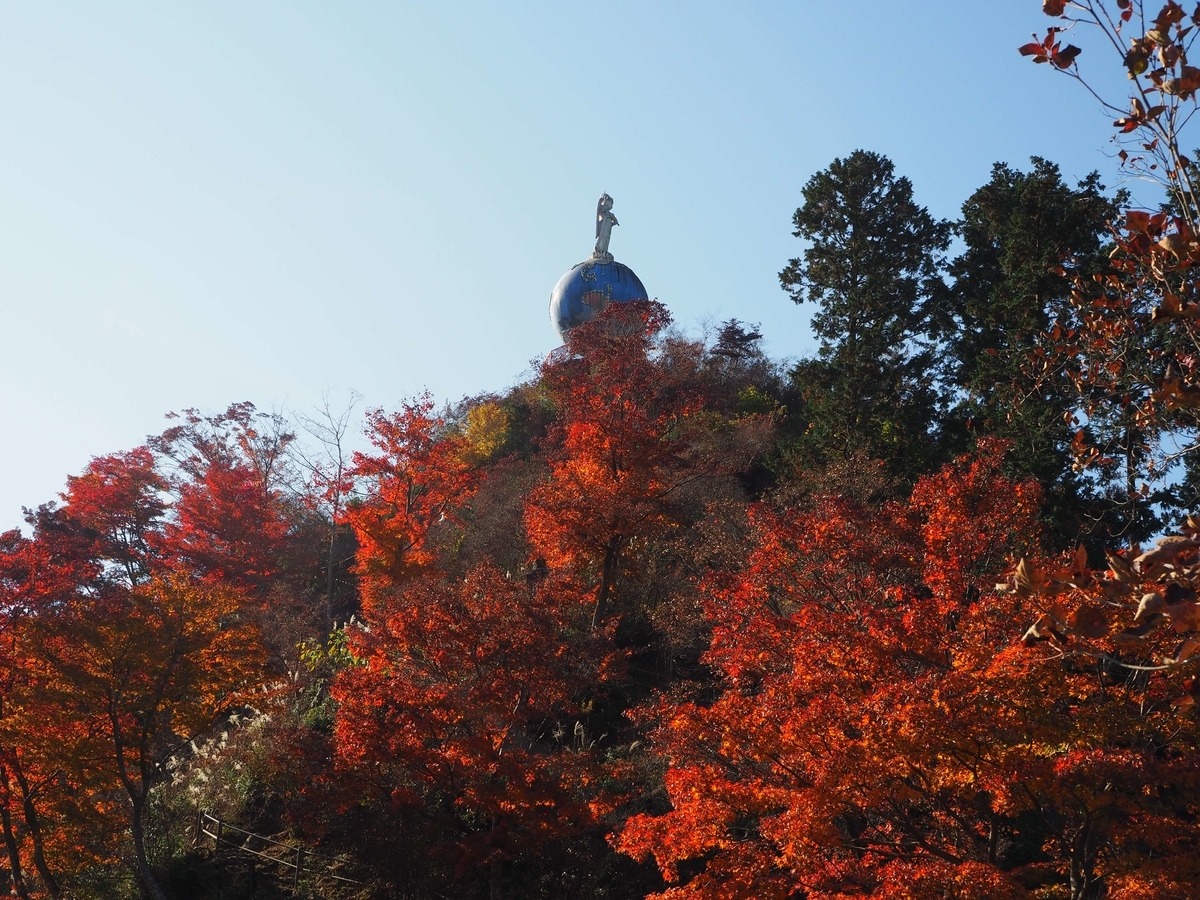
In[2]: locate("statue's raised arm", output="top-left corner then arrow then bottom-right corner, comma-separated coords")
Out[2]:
593,193 -> 618,260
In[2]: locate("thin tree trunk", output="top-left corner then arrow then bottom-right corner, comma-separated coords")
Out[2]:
986,809 -> 999,866
591,542 -> 620,629
130,795 -> 168,900
325,523 -> 337,633
0,763 -> 30,900
1125,421 -> 1137,533
1068,815 -> 1105,900
107,701 -> 168,900
11,759 -> 60,899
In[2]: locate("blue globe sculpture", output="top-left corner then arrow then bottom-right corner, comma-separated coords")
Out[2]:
548,258 -> 648,344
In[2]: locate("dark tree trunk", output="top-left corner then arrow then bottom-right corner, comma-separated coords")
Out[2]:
11,759 -> 59,899
591,541 -> 620,629
130,794 -> 169,900
1068,815 -> 1105,900
0,763 -> 30,900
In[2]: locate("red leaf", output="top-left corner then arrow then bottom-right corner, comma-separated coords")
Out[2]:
1180,65 -> 1200,97
1053,44 -> 1083,68
1069,605 -> 1109,638
1156,2 -> 1187,30
1125,210 -> 1153,234
1044,0 -> 1067,14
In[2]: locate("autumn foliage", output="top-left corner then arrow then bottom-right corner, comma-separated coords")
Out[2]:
331,564 -> 614,884
526,301 -> 722,629
343,394 -> 479,611
7,275 -> 1200,898
11,8 -> 1200,893
617,445 -> 1200,897
0,411 -> 279,900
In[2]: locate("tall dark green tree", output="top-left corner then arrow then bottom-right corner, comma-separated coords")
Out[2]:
945,158 -> 1124,544
780,150 -> 951,484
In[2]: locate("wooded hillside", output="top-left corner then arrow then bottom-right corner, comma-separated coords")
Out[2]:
5,3 -> 1200,897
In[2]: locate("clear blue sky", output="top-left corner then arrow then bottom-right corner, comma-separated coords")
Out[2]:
0,1 -> 1152,526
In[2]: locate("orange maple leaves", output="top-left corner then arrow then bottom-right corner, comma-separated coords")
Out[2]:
0,410 -> 282,900
343,394 -> 479,612
525,301 -> 749,629
332,564 -> 612,870
617,445 -> 1200,898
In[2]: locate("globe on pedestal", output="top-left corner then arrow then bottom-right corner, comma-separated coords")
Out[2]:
548,258 -> 648,344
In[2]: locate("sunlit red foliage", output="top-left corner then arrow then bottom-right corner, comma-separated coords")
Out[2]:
29,572 -> 264,900
525,301 -> 720,628
618,445 -> 1200,899
0,530 -> 75,899
151,403 -> 294,594
0,442 -> 273,900
56,448 -> 167,586
332,563 -> 617,884
160,457 -> 289,591
344,394 -> 479,613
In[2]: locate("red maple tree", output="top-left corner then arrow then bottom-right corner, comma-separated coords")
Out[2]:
618,445 -> 1200,898
343,394 -> 479,614
525,301 -> 741,629
332,563 -> 614,892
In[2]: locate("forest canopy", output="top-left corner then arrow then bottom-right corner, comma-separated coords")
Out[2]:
6,3 -> 1200,899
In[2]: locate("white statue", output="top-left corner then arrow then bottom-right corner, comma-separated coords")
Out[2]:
593,193 -> 618,260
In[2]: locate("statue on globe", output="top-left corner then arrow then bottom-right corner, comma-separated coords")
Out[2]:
548,192 -> 647,343
593,193 -> 618,260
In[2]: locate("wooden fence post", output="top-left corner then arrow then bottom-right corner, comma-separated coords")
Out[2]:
293,846 -> 303,891
214,818 -> 222,853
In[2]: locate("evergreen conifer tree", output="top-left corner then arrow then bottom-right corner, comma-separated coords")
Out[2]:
780,150 -> 951,483
946,158 -> 1123,544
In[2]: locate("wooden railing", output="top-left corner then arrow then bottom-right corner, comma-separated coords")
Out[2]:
197,810 -> 366,893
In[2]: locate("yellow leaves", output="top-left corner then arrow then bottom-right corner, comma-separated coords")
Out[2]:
459,401 -> 511,466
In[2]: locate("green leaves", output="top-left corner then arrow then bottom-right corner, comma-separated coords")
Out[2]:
780,151 -> 951,485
